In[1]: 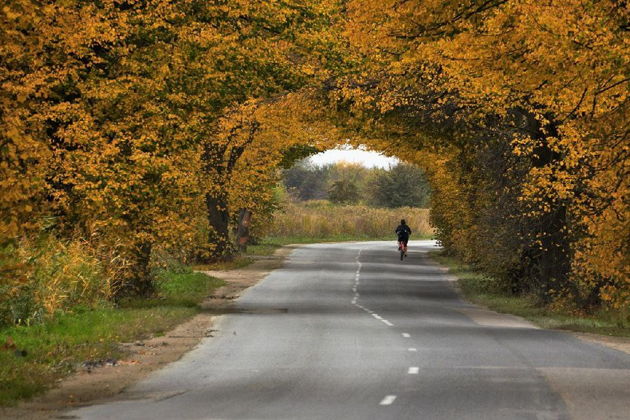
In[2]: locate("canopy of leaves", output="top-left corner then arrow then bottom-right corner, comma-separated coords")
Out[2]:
1,0 -> 627,319
339,0 -> 629,310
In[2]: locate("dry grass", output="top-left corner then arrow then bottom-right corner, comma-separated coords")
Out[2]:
0,236 -> 109,327
268,201 -> 434,240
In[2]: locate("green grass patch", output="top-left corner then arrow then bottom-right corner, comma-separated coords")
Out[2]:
226,235 -> 420,261
244,234 -> 432,257
246,242 -> 283,256
191,256 -> 253,272
430,251 -> 630,337
0,268 -> 225,406
260,234 -> 432,246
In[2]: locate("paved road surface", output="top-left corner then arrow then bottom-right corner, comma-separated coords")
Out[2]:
70,241 -> 630,420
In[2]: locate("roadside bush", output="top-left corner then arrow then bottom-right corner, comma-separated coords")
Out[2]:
0,236 -> 109,327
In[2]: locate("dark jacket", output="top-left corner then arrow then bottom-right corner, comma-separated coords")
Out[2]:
395,224 -> 412,240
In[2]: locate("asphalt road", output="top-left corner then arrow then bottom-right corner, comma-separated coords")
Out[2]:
70,241 -> 630,420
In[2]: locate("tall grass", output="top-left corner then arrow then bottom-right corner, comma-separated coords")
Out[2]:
0,236 -> 109,327
267,200 -> 434,240
0,268 -> 225,405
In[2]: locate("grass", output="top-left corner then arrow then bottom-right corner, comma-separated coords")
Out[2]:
0,206 -> 430,406
241,201 -> 434,258
246,242 -> 284,256
268,201 -> 434,240
430,251 -> 630,338
0,267 -> 225,406
246,233 -> 429,257
262,234 -> 394,244
192,256 -> 254,272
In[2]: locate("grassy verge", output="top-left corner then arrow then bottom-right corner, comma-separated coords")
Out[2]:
247,234 -> 433,257
430,251 -> 629,337
192,256 -> 254,272
262,234 -> 392,245
0,268 -> 225,406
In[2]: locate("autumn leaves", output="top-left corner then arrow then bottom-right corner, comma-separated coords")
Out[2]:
340,0 -> 629,310
1,1 -> 341,301
1,1 -> 627,313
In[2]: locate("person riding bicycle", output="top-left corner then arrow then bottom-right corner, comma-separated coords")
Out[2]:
395,219 -> 412,256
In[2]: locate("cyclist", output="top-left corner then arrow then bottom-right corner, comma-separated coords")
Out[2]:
395,219 -> 412,257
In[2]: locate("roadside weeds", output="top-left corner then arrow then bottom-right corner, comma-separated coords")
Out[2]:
429,251 -> 630,353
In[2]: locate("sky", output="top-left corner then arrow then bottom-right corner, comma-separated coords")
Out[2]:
307,146 -> 399,168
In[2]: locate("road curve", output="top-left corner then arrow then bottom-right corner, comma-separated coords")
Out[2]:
70,241 -> 630,420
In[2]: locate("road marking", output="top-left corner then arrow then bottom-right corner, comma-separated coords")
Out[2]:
352,248 -> 395,328
379,395 -> 397,406
402,333 -> 411,338
408,347 -> 417,352
408,367 -> 419,374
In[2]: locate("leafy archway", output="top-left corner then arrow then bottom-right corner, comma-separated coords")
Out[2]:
1,0 -> 627,312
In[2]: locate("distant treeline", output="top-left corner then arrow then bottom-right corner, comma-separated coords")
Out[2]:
282,161 -> 430,208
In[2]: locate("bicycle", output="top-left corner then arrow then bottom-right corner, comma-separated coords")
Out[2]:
398,240 -> 408,260
395,219 -> 411,261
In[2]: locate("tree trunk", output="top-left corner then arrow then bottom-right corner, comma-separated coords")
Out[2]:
206,190 -> 232,260
234,208 -> 252,252
115,241 -> 154,298
521,111 -> 572,301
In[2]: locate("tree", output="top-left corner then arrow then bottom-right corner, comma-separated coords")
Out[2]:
367,164 -> 430,208
0,0 -> 345,294
1,0 -> 627,313
283,161 -> 331,201
328,179 -> 360,204
338,0 -> 629,309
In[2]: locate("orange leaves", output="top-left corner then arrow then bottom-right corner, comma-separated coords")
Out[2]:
1,0 -> 624,308
2,0 -> 346,290
340,0 -> 629,310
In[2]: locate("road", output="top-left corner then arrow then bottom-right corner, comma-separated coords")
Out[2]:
70,241 -> 630,420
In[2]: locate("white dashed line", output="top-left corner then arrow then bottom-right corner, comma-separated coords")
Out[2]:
408,367 -> 419,374
402,333 -> 411,338
379,395 -> 397,406
408,347 -> 417,352
351,249 -> 394,327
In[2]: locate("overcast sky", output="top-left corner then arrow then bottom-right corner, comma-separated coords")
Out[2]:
308,147 -> 399,168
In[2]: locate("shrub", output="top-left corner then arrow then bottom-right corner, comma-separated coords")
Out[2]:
0,236 -> 109,327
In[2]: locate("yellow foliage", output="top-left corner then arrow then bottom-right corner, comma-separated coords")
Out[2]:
1,0 -> 626,314
341,0 -> 629,310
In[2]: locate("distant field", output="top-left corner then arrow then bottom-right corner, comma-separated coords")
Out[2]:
267,201 -> 434,241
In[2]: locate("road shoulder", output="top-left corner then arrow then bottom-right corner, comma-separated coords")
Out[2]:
0,246 -> 297,420
426,252 -> 630,355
